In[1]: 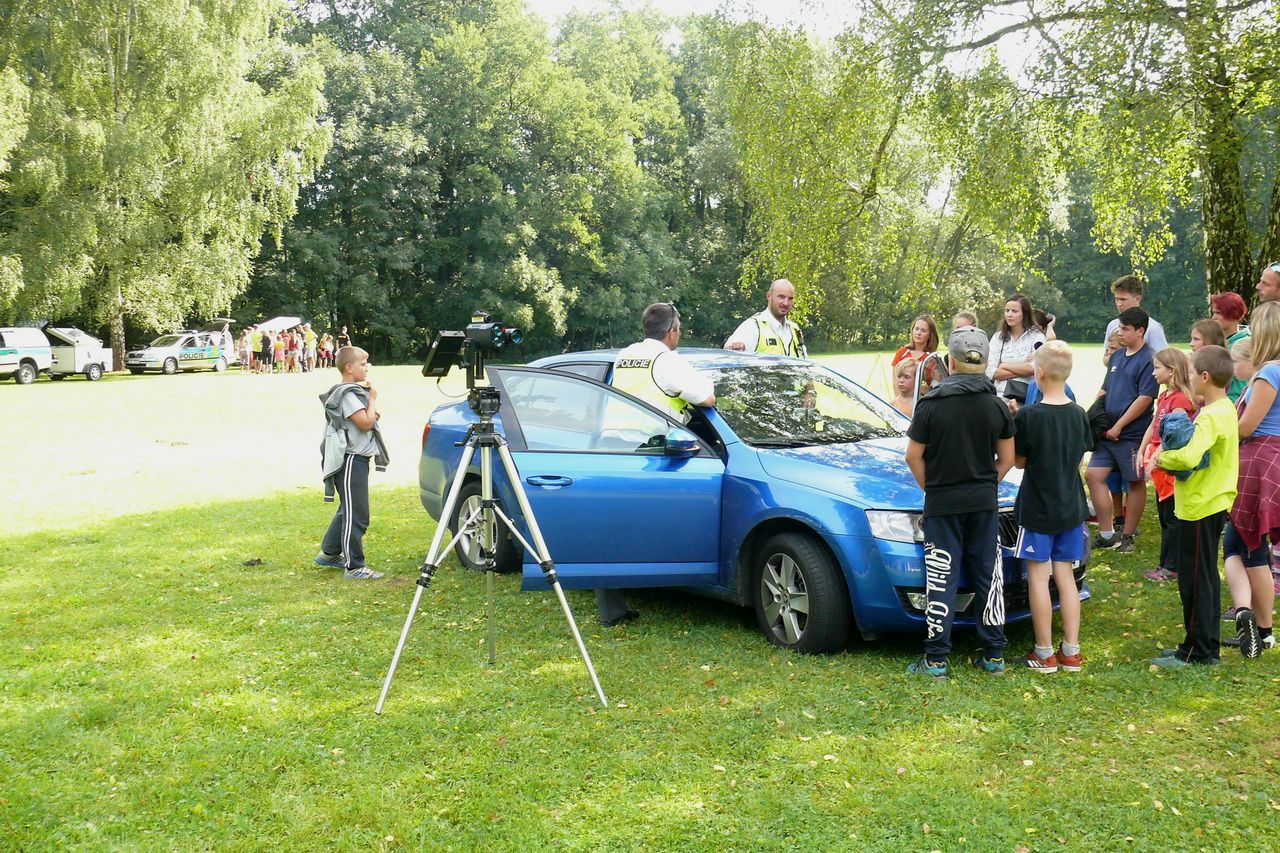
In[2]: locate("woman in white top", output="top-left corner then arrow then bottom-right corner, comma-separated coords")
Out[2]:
986,293 -> 1046,397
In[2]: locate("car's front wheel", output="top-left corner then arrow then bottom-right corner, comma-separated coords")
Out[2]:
753,532 -> 851,653
450,480 -> 521,573
162,358 -> 178,375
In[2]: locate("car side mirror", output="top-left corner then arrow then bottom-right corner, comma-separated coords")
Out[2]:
664,428 -> 700,458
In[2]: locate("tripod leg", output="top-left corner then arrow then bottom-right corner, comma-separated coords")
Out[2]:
376,442 -> 477,715
493,440 -> 608,708
480,443 -> 497,666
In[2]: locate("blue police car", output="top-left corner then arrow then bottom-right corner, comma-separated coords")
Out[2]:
418,349 -> 1089,653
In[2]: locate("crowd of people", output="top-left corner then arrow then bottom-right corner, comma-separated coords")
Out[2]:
310,266 -> 1280,677
236,323 -> 352,374
885,266 -> 1280,673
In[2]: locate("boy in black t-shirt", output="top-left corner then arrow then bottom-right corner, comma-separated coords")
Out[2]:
905,326 -> 1016,678
1012,341 -> 1094,673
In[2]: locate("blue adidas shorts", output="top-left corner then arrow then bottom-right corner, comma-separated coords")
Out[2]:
1014,523 -> 1087,563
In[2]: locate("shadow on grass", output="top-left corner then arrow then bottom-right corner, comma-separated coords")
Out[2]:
2,486 -> 1279,848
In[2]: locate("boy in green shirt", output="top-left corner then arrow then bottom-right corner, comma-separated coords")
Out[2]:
1152,345 -> 1240,667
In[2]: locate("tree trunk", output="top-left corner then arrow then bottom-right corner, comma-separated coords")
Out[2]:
1190,12 -> 1253,298
108,266 -> 126,372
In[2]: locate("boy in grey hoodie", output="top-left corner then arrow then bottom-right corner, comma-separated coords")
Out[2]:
317,346 -> 390,580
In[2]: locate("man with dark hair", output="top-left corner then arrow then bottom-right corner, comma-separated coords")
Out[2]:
1102,275 -> 1167,363
613,303 -> 716,424
904,326 -> 1016,678
601,303 -> 716,627
1088,306 -> 1158,552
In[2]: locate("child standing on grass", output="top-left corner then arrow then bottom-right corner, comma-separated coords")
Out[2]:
904,326 -> 1015,678
1138,349 -> 1198,582
1012,342 -> 1093,673
1151,345 -> 1239,667
316,346 -> 390,581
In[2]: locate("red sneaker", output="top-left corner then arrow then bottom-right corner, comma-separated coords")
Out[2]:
1056,646 -> 1083,672
1024,648 -> 1059,673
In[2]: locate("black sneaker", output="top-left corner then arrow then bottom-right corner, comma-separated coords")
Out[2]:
1113,534 -> 1136,553
1093,531 -> 1120,549
1237,608 -> 1262,659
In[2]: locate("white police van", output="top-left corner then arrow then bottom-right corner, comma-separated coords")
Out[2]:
0,327 -> 53,384
47,326 -> 114,381
125,319 -> 235,374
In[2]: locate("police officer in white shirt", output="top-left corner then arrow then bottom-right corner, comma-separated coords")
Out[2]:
612,302 -> 716,424
600,303 -> 715,626
724,278 -> 808,358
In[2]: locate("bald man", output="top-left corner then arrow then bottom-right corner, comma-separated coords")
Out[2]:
1258,263 -> 1280,304
724,278 -> 808,358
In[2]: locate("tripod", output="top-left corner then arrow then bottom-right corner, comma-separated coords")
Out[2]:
376,384 -> 609,714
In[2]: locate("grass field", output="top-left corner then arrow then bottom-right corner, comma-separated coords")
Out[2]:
5,348 -> 1278,850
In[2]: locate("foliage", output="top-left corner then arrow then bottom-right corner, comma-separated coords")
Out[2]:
872,0 -> 1280,299
0,0 -> 330,364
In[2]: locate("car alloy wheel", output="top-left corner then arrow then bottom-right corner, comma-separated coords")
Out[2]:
162,358 -> 178,375
86,364 -> 103,381
450,480 -> 520,572
753,532 -> 851,653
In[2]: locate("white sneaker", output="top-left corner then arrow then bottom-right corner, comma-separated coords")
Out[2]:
344,566 -> 384,580
1263,634 -> 1277,650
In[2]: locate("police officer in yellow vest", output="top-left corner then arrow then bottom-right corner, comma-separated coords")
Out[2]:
724,278 -> 808,358
597,303 -> 716,627
612,303 -> 716,424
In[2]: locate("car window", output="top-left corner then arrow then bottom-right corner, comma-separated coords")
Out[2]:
150,335 -> 185,347
709,362 -> 906,446
549,362 -> 610,382
501,371 -> 676,453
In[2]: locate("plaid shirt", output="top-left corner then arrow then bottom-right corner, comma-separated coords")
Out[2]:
1230,435 -> 1280,551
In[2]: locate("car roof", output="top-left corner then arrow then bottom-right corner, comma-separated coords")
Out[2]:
528,347 -> 809,371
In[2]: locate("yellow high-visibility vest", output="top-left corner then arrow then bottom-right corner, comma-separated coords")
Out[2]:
612,351 -> 689,422
754,316 -> 805,357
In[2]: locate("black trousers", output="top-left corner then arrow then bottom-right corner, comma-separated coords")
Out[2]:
1156,495 -> 1177,572
1173,510 -> 1225,663
922,510 -> 1006,659
322,454 -> 370,569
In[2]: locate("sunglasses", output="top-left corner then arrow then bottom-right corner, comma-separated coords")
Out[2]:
665,302 -> 680,334
1269,262 -> 1280,274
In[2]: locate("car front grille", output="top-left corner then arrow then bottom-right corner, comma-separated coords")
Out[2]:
897,565 -> 1088,617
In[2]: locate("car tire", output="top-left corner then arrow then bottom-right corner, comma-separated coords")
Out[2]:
86,364 -> 104,381
753,532 -> 851,653
450,480 -> 521,573
15,362 -> 37,385
162,358 -> 178,375
213,356 -> 227,372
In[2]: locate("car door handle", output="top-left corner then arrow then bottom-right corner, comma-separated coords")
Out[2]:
525,475 -> 573,488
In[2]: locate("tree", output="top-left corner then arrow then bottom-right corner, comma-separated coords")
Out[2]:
0,0 -> 330,366
872,0 -> 1280,302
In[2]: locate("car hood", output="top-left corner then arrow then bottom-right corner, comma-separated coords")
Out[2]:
755,436 -> 1019,511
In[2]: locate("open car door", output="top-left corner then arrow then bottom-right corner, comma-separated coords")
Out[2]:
487,366 -> 724,591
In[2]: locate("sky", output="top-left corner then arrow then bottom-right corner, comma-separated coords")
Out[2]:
524,0 -> 1039,76
526,0 -> 859,34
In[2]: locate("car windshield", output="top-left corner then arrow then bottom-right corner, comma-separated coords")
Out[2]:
148,335 -> 185,347
708,363 -> 906,446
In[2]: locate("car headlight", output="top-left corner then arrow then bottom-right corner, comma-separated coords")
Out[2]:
866,510 -> 924,543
